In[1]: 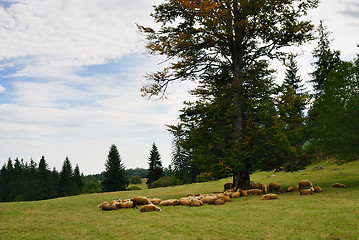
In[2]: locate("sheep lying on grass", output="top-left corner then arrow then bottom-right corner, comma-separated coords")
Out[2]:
150,198 -> 162,205
246,189 -> 263,195
131,196 -> 152,209
314,186 -> 323,192
251,182 -> 262,190
331,183 -> 346,188
286,186 -> 299,192
300,187 -> 314,195
189,199 -> 203,207
159,199 -> 179,206
140,204 -> 162,212
262,194 -> 278,200
101,203 -> 118,211
208,198 -> 225,205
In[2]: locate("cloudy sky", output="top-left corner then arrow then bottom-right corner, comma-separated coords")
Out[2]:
0,0 -> 358,175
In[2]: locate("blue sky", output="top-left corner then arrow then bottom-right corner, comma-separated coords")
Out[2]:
0,0 -> 359,175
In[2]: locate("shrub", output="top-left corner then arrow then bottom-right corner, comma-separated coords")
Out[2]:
126,186 -> 142,191
129,176 -> 142,185
148,176 -> 181,189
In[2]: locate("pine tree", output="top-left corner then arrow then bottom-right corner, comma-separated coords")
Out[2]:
37,156 -> 51,200
58,157 -> 73,197
102,144 -> 128,192
72,164 -> 83,195
146,143 -> 164,186
310,21 -> 341,97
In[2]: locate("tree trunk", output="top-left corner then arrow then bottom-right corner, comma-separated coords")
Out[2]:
233,170 -> 250,190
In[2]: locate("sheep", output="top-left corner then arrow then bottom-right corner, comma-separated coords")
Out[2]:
201,195 -> 218,203
314,186 -> 323,192
246,189 -> 263,195
239,189 -> 248,197
286,185 -> 299,192
251,182 -> 262,190
178,198 -> 192,206
331,183 -> 346,188
262,184 -> 268,194
300,187 -> 314,195
101,203 -> 118,211
269,183 -> 283,193
224,182 -> 233,190
159,199 -> 179,206
97,201 -> 110,208
140,204 -> 162,212
262,193 -> 278,200
230,191 -> 240,198
299,180 -> 313,190
189,199 -> 203,207
208,198 -> 225,205
131,196 -> 152,209
216,193 -> 231,202
150,198 -> 162,205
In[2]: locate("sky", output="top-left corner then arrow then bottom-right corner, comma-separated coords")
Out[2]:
0,0 -> 358,175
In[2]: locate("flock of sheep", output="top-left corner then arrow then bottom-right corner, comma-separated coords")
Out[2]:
97,181 -> 346,212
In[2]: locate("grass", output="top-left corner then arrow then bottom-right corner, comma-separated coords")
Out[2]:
1,160 -> 358,240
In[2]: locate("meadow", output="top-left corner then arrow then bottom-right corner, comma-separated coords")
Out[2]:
1,159 -> 358,240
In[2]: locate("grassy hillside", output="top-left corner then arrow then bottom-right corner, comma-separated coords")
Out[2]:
1,160 -> 358,240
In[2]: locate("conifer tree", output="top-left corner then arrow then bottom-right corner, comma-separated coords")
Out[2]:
58,156 -> 73,197
146,143 -> 164,186
37,156 -> 51,200
72,164 -> 83,195
102,144 -> 128,192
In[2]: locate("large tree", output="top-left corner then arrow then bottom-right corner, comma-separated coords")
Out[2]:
139,0 -> 318,188
58,156 -> 73,197
102,144 -> 128,192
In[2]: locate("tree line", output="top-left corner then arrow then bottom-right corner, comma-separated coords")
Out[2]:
139,1 -> 359,189
0,156 -> 83,202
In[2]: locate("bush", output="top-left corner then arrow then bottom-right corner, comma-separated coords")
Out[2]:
148,176 -> 181,189
126,186 -> 142,191
129,176 -> 142,185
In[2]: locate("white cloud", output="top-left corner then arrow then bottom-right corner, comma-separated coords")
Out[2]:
0,85 -> 5,93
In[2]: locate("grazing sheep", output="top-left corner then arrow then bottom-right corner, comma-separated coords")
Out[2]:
262,184 -> 268,194
224,182 -> 233,190
159,199 -> 179,206
299,180 -> 313,190
140,204 -> 162,212
246,189 -> 263,195
300,187 -> 314,195
286,185 -> 299,192
178,198 -> 192,206
251,182 -> 262,190
101,203 -> 118,211
150,198 -> 162,205
189,199 -> 203,207
131,196 -> 152,209
262,193 -> 278,200
331,183 -> 346,188
269,183 -> 283,193
314,186 -> 323,192
208,198 -> 225,205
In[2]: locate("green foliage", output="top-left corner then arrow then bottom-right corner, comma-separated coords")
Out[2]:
195,173 -> 213,183
102,144 -> 129,192
310,21 -> 341,97
58,157 -> 74,197
146,143 -> 164,186
126,186 -> 142,191
125,168 -> 148,178
148,175 -> 181,189
82,176 -> 102,194
313,57 -> 359,162
129,176 -> 142,185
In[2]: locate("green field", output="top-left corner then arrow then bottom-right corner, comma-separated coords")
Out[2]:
1,160 -> 358,240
